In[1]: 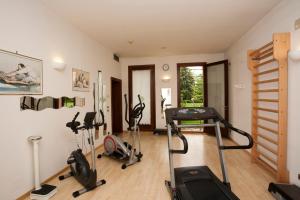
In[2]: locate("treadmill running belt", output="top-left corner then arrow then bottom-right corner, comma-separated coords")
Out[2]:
185,179 -> 231,200
174,166 -> 239,200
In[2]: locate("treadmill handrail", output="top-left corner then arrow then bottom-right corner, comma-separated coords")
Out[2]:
220,120 -> 253,150
165,107 -> 253,150
170,124 -> 188,154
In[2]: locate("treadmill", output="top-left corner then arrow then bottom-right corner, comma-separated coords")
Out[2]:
165,107 -> 253,200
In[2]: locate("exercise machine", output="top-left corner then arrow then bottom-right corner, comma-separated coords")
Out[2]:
98,94 -> 145,169
165,107 -> 253,200
268,182 -> 300,200
59,111 -> 106,198
28,136 -> 57,200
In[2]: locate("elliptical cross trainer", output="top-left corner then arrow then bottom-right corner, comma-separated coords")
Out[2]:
59,111 -> 106,198
98,94 -> 145,169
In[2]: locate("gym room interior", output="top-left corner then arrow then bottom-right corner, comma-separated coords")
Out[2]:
1,0 -> 300,200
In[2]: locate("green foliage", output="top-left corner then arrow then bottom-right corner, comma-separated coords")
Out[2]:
193,74 -> 204,103
180,68 -> 194,101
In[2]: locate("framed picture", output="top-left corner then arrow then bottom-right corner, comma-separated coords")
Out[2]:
0,49 -> 43,95
72,68 -> 90,92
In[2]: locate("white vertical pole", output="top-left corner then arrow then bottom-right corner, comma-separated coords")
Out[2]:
33,140 -> 41,190
28,136 -> 42,190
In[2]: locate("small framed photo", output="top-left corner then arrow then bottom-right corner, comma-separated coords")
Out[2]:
0,49 -> 43,95
72,68 -> 90,92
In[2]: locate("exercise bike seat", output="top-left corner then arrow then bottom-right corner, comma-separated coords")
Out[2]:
66,121 -> 81,133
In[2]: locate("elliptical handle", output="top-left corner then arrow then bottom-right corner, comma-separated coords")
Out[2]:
137,94 -> 142,105
98,109 -> 105,126
124,94 -> 129,124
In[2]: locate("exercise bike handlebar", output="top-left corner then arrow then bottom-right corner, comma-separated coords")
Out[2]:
73,112 -> 80,122
67,111 -> 105,134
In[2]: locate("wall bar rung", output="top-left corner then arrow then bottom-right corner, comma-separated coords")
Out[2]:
254,89 -> 279,93
250,41 -> 273,56
254,99 -> 279,102
253,107 -> 279,113
257,141 -> 278,155
257,150 -> 278,166
257,124 -> 278,134
254,51 -> 273,61
258,133 -> 278,145
257,115 -> 279,124
253,58 -> 276,68
254,68 -> 279,76
254,78 -> 279,84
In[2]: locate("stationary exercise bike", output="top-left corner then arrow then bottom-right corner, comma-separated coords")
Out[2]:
98,94 -> 145,169
59,111 -> 106,198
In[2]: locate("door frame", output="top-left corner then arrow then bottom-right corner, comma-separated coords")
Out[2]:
128,65 -> 156,131
111,77 -> 123,134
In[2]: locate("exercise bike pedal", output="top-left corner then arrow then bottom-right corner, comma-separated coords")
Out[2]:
72,191 -> 80,198
67,157 -> 75,165
121,164 -> 127,169
136,152 -> 143,159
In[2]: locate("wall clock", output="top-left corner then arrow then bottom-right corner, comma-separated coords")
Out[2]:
162,64 -> 169,71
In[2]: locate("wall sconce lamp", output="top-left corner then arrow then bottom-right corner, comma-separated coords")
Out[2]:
162,75 -> 171,82
289,50 -> 300,61
52,57 -> 66,71
289,18 -> 300,61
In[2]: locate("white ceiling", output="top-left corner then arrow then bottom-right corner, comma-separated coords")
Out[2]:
41,0 -> 281,57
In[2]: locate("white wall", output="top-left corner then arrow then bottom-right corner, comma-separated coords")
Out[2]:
0,0 -> 121,199
226,0 -> 300,185
121,53 -> 224,130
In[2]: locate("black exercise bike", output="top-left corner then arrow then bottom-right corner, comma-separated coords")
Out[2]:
59,111 -> 106,198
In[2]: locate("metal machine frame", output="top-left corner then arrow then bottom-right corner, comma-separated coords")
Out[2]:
165,107 -> 253,200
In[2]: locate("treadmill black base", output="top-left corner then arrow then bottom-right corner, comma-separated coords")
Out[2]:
268,182 -> 300,200
166,166 -> 239,200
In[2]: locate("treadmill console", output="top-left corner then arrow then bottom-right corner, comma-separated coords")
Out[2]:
165,107 -> 221,124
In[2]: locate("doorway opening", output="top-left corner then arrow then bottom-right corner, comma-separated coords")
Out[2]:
177,63 -> 206,132
111,77 -> 123,135
177,60 -> 229,136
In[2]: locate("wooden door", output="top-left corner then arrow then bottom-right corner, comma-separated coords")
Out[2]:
111,77 -> 123,134
204,60 -> 229,136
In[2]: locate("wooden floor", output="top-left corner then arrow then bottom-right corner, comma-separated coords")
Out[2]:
22,132 -> 275,200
